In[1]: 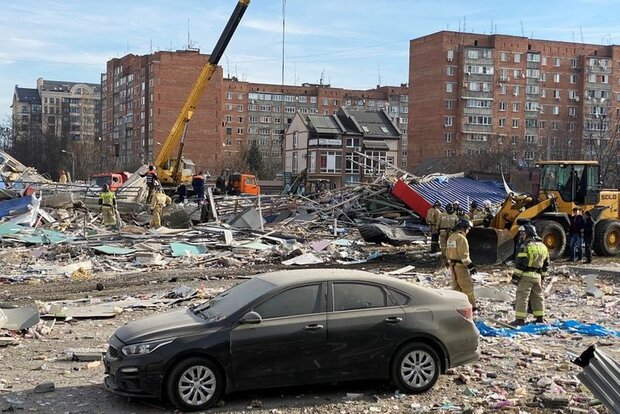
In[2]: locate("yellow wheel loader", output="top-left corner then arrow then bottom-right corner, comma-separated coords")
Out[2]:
469,160 -> 620,264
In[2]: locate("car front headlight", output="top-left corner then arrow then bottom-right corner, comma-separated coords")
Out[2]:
121,338 -> 175,356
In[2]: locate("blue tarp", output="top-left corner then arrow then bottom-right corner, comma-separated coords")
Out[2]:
410,176 -> 506,209
476,319 -> 620,338
0,195 -> 34,219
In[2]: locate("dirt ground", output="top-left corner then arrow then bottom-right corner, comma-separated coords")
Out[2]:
0,257 -> 618,414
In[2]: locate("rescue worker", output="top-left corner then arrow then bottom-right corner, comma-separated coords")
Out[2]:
482,199 -> 495,228
140,165 -> 159,203
59,169 -> 68,184
468,200 -> 485,225
446,218 -> 477,309
98,184 -> 117,228
426,201 -> 442,253
437,203 -> 458,259
150,183 -> 172,229
453,200 -> 466,218
192,171 -> 206,200
510,224 -> 549,326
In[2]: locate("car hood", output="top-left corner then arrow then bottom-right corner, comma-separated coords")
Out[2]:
115,308 -> 206,344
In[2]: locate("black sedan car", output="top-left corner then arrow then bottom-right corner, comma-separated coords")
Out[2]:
104,269 -> 480,411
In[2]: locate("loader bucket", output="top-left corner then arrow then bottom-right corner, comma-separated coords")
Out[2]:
467,227 -> 515,265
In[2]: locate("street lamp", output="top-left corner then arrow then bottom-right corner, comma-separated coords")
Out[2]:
61,149 -> 75,182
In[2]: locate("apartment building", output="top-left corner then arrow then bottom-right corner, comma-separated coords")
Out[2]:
102,50 -> 222,171
11,78 -> 101,141
284,107 -> 401,188
408,31 -> 620,170
102,50 -> 408,175
223,79 -> 409,173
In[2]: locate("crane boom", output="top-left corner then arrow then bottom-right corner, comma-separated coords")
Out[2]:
155,0 -> 250,185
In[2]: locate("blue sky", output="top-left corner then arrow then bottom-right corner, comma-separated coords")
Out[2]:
1,0 -> 619,119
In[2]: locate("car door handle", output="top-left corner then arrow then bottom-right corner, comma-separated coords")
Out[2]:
303,324 -> 324,331
384,317 -> 403,324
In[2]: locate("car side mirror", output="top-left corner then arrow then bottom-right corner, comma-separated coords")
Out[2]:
239,311 -> 262,324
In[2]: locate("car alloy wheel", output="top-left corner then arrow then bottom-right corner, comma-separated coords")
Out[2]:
167,357 -> 223,411
392,342 -> 440,393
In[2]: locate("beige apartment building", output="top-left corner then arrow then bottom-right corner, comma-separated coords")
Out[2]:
408,31 -> 620,170
11,78 -> 101,141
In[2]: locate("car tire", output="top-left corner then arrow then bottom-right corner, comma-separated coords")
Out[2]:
392,342 -> 440,394
166,357 -> 223,412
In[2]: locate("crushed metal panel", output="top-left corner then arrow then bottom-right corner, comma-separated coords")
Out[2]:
282,253 -> 324,266
573,345 -> 620,413
238,241 -> 271,250
92,245 -> 137,255
0,304 -> 40,330
170,242 -> 208,257
0,194 -> 36,219
228,207 -> 263,230
0,222 -> 24,236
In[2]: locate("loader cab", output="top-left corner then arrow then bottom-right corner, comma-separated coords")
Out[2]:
537,161 -> 600,205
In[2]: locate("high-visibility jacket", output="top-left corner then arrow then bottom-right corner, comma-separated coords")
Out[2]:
514,238 -> 549,280
99,191 -> 116,207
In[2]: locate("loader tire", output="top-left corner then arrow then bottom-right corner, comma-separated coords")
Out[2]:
593,219 -> 620,256
534,220 -> 566,260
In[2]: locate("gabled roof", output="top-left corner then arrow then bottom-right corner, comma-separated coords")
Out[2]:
306,115 -> 344,135
14,87 -> 41,105
337,107 -> 400,139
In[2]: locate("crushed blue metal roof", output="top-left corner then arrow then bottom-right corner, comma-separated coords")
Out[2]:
410,175 -> 506,208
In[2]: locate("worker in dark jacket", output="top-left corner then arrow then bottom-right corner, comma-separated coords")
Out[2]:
177,183 -> 187,203
568,207 -> 585,261
583,210 -> 595,263
192,171 -> 205,200
140,165 -> 159,203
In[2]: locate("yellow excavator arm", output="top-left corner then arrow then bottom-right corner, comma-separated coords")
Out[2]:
155,0 -> 250,185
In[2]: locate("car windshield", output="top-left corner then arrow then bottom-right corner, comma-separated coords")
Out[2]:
91,176 -> 110,188
193,277 -> 275,321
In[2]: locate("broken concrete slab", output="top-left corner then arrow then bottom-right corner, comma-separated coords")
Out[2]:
0,304 -> 40,330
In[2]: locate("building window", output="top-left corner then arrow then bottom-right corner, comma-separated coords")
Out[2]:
444,133 -> 452,143
512,102 -> 519,112
552,121 -> 559,130
445,100 -> 454,109
525,135 -> 536,144
500,51 -> 508,62
237,128 -> 243,134
514,53 -> 521,63
571,58 -> 578,68
512,119 -> 519,128
552,106 -> 560,115
553,73 -> 560,83
446,83 -> 453,93
444,116 -> 453,127
237,104 -> 244,112
554,57 -> 561,67
447,66 -> 455,76
500,84 -> 507,95
499,118 -> 506,127
320,151 -> 342,173
553,90 -> 561,99
467,49 -> 479,59
569,122 -> 576,131
447,50 -> 455,61
226,92 -> 233,100
570,75 -> 577,84
512,135 -> 519,145
364,151 -> 388,174
499,102 -> 506,111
